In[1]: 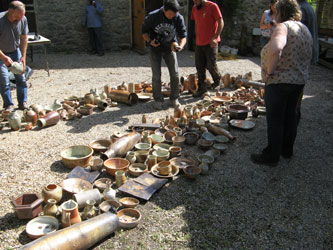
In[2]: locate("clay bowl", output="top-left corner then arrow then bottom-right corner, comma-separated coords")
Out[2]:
183,165 -> 201,180
154,128 -> 167,137
202,132 -> 216,142
215,135 -> 229,143
153,143 -> 171,152
135,150 -> 149,163
89,139 -> 111,153
150,134 -> 164,145
26,216 -> 59,239
226,104 -> 250,120
152,150 -> 170,162
60,178 -> 93,194
94,178 -> 113,192
120,197 -> 140,208
169,146 -> 182,158
172,135 -> 185,147
212,95 -> 232,104
134,143 -> 151,151
169,157 -> 195,171
128,163 -> 148,177
99,199 -> 121,213
104,158 -> 130,176
60,145 -> 94,169
155,161 -> 172,176
205,149 -> 220,160
163,130 -> 177,144
197,139 -> 214,150
213,143 -> 228,153
197,154 -> 215,166
117,208 -> 142,229
183,132 -> 200,145
200,110 -> 213,117
89,158 -> 104,171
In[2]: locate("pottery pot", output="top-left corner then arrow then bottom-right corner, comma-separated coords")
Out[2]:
83,200 -> 96,219
74,188 -> 102,209
60,200 -> 81,228
8,111 -> 21,131
41,184 -> 62,203
37,111 -> 60,128
115,170 -> 126,188
84,93 -> 94,105
24,109 -> 37,126
43,199 -> 58,217
157,161 -> 172,176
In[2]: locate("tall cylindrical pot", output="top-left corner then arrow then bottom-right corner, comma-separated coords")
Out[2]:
19,213 -> 119,250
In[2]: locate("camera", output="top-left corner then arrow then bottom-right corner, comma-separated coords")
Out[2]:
155,31 -> 169,44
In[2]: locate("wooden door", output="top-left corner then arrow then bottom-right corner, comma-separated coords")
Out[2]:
132,0 -> 145,53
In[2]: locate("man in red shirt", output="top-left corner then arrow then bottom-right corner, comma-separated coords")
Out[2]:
191,0 -> 224,97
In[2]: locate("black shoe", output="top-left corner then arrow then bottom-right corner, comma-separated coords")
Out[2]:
251,153 -> 278,167
97,52 -> 105,56
192,88 -> 208,98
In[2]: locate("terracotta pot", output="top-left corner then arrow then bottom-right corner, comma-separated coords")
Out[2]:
41,184 -> 63,203
24,109 -> 37,126
61,200 -> 81,228
37,111 -> 60,128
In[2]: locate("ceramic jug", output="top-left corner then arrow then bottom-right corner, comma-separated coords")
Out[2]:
83,200 -> 96,219
41,184 -> 62,203
103,182 -> 116,200
174,105 -> 183,119
43,199 -> 58,217
145,155 -> 157,170
8,111 -> 21,131
84,93 -> 94,105
61,200 -> 81,228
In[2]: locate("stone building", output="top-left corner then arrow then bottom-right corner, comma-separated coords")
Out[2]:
30,0 -> 270,54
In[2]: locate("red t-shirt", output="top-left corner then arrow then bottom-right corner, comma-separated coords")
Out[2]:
191,1 -> 222,46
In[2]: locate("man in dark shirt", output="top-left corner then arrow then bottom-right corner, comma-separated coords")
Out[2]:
0,1 -> 29,111
142,0 -> 187,110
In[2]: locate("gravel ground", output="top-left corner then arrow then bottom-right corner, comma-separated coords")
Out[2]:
0,50 -> 332,250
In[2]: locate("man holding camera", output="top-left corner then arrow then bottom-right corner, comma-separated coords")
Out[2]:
191,0 -> 224,98
142,0 -> 187,110
83,0 -> 104,56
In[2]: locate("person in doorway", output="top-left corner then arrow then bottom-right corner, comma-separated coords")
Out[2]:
191,0 -> 224,98
82,0 -> 104,56
142,0 -> 187,110
260,0 -> 278,48
251,0 -> 313,166
0,1 -> 29,111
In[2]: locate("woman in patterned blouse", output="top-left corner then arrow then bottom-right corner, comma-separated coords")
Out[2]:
251,0 -> 313,166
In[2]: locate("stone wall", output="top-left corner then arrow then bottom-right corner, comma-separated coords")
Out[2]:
33,0 -> 268,54
34,0 -> 131,52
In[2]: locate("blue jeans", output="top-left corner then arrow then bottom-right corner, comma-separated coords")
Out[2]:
149,49 -> 179,102
88,27 -> 104,54
264,83 -> 304,160
0,49 -> 27,108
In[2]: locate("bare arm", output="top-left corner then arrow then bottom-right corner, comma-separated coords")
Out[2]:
19,34 -> 28,70
0,50 -> 13,67
266,23 -> 287,76
210,17 -> 223,48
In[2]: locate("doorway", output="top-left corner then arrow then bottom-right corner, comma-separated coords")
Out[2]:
132,0 -> 163,54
